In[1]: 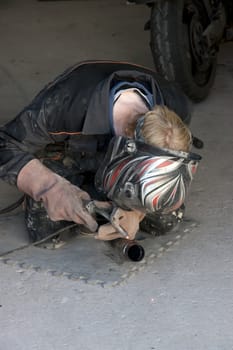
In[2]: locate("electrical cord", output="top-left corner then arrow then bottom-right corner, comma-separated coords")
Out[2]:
0,223 -> 78,258
0,196 -> 78,257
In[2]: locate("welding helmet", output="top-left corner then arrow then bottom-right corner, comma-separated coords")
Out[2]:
95,136 -> 201,214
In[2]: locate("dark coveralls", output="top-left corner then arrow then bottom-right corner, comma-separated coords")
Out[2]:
0,61 -> 191,240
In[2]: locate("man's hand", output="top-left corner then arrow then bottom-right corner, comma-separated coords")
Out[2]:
17,159 -> 98,232
41,177 -> 98,231
95,208 -> 145,241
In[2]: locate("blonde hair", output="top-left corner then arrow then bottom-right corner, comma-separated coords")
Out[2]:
140,106 -> 192,152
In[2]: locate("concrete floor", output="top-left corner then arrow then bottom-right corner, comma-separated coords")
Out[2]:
1,1 -> 233,349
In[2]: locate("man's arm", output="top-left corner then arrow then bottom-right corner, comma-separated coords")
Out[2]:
17,159 -> 98,231
0,77 -> 99,231
0,81 -> 73,185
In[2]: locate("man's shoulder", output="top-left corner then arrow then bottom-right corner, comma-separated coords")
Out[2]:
54,60 -> 156,82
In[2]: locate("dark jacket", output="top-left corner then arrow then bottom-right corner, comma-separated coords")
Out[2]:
0,60 -> 191,185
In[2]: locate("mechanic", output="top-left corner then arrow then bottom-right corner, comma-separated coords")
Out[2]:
0,60 -> 200,242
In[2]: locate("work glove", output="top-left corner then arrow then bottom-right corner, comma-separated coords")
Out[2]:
95,208 -> 145,241
17,159 -> 98,232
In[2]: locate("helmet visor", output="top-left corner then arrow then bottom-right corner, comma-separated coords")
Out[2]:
95,136 -> 201,214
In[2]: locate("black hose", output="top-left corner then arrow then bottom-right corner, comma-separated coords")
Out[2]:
0,223 -> 78,258
0,195 -> 25,215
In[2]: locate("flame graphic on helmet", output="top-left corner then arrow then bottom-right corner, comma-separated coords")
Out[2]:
102,154 -> 197,213
138,157 -> 190,212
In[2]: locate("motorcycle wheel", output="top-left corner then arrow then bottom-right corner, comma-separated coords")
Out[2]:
150,0 -> 217,101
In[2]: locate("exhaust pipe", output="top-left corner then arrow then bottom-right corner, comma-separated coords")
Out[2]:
109,238 -> 145,262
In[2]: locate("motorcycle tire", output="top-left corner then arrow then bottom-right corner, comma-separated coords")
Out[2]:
150,0 -> 217,102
